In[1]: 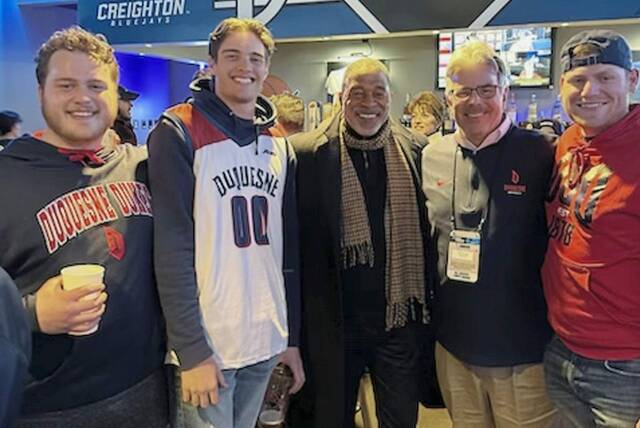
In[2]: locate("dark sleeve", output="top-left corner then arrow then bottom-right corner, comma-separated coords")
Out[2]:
538,134 -> 557,255
282,139 -> 301,347
147,118 -> 213,369
0,268 -> 30,428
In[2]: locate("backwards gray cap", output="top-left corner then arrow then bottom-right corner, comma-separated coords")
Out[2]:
560,30 -> 633,73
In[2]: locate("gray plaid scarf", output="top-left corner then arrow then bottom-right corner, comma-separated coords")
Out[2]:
339,119 -> 427,330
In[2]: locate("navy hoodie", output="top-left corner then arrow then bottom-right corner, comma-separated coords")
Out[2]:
0,138 -> 165,414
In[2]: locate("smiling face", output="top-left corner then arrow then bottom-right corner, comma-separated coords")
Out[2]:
209,30 -> 269,120
447,63 -> 507,145
342,71 -> 391,137
39,49 -> 118,150
411,108 -> 439,136
561,63 -> 638,137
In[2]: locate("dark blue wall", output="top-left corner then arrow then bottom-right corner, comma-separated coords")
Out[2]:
0,1 -> 77,132
169,60 -> 200,105
115,52 -> 198,144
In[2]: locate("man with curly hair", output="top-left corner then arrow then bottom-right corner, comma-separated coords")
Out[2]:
0,26 -> 167,427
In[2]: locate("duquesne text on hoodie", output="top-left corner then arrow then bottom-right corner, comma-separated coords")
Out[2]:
37,181 -> 152,254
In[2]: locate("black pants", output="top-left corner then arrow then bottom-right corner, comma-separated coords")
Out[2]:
342,322 -> 423,428
17,367 -> 169,428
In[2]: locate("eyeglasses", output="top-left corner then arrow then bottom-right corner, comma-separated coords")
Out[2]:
451,84 -> 499,100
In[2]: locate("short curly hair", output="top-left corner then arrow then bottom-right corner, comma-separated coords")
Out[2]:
35,26 -> 118,85
342,58 -> 390,92
406,91 -> 445,130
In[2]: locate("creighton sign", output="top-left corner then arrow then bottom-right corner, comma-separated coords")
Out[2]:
96,0 -> 187,25
79,0 -> 509,43
78,0 -> 640,44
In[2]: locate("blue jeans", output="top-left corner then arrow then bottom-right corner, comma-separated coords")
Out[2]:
183,355 -> 279,428
544,336 -> 640,428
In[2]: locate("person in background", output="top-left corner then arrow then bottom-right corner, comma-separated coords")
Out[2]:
147,17 -> 304,428
192,67 -> 211,81
0,268 -> 31,428
270,92 -> 305,137
543,29 -> 640,428
0,26 -> 168,427
291,58 -> 431,428
405,91 -> 445,138
533,118 -> 566,138
422,40 -> 558,427
0,110 -> 23,149
112,85 -> 139,145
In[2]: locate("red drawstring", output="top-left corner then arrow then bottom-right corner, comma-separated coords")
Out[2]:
57,148 -> 106,166
567,144 -> 591,189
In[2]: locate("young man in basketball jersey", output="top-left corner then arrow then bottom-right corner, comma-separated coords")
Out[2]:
147,18 -> 304,428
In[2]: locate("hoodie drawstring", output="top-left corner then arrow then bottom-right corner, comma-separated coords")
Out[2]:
57,148 -> 106,166
254,126 -> 259,156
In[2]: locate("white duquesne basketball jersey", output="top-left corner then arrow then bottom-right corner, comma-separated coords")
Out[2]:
193,134 -> 289,369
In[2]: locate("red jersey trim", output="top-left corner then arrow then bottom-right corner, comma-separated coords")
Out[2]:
167,104 -> 226,150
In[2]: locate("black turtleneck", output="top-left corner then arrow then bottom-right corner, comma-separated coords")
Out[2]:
342,123 -> 387,334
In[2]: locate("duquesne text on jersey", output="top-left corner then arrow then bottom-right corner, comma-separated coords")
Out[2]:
212,165 -> 280,198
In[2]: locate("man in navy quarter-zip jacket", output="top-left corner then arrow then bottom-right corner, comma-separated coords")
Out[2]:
422,40 -> 557,427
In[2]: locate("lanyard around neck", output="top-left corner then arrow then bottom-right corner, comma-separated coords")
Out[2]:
450,141 -> 506,232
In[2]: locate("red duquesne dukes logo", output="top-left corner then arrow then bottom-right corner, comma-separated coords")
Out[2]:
36,181 -> 152,254
504,169 -> 526,195
104,226 -> 125,260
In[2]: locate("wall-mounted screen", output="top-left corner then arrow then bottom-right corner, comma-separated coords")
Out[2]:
437,27 -> 553,89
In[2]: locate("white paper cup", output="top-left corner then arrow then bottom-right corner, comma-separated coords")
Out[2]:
60,264 -> 105,336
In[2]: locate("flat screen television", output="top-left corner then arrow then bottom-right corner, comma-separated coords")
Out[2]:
437,27 -> 554,89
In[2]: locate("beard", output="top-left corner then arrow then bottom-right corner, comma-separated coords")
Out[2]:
41,98 -> 114,149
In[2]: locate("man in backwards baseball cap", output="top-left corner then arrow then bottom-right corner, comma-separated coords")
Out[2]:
543,29 -> 640,427
561,30 -> 633,73
112,85 -> 139,145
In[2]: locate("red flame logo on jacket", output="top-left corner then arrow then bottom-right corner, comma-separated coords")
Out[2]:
512,170 -> 520,184
104,226 -> 125,260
